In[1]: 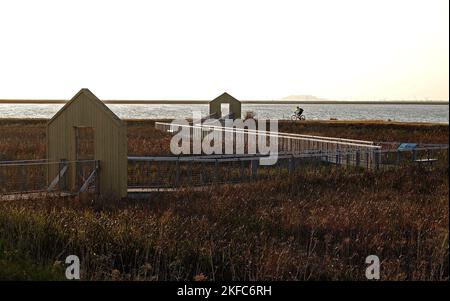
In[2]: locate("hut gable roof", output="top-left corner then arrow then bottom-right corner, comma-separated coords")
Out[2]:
47,88 -> 124,127
209,92 -> 240,104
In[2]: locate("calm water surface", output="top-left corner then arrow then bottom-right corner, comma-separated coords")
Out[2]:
0,104 -> 448,123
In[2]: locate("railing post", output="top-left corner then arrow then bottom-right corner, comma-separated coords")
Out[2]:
356,150 -> 360,168
20,164 -> 26,193
146,161 -> 151,177
157,161 -> 161,186
396,150 -> 401,165
175,159 -> 180,187
251,159 -> 259,180
288,155 -> 295,174
214,159 -> 219,184
374,150 -> 380,170
366,152 -> 369,169
147,161 -> 152,186
336,145 -> 340,165
189,160 -> 193,185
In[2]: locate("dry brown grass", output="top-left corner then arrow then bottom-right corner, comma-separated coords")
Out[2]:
0,165 -> 448,280
278,120 -> 449,144
0,118 -> 448,280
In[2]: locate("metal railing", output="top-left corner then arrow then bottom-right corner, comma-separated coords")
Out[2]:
0,159 -> 99,196
128,145 -> 448,189
128,154 -> 320,189
2,147 -> 447,196
155,121 -> 381,168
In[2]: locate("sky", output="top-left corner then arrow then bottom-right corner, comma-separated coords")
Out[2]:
0,0 -> 448,100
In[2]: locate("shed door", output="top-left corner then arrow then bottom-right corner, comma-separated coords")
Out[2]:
221,103 -> 230,118
74,127 -> 95,190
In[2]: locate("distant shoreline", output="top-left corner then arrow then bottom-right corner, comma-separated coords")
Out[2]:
0,99 -> 448,105
0,118 -> 448,126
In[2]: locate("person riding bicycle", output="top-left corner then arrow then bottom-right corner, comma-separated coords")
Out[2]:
295,106 -> 304,117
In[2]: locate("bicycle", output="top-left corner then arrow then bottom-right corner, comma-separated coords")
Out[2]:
291,113 -> 306,120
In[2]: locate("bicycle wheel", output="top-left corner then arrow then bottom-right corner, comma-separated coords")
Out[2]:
300,115 -> 306,120
290,114 -> 298,121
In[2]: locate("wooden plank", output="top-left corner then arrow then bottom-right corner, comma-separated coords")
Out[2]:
79,168 -> 97,193
47,163 -> 68,192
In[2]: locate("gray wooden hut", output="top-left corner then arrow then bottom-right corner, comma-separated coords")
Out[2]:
209,92 -> 241,119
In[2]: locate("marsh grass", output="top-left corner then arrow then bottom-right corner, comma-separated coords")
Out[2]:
0,165 -> 447,280
0,119 -> 448,280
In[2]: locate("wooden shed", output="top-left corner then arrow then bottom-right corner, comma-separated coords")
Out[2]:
209,92 -> 241,119
47,89 -> 127,199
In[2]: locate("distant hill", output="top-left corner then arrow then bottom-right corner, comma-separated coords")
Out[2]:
281,95 -> 329,101
279,95 -> 448,104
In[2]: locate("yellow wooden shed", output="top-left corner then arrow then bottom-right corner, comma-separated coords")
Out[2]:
47,89 -> 127,199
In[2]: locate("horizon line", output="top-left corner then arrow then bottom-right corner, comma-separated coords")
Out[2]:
0,99 -> 448,105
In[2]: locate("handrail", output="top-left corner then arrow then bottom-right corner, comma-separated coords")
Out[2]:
155,121 -> 381,149
0,159 -> 98,167
129,145 -> 448,163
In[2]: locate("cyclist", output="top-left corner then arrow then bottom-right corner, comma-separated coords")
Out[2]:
295,106 -> 304,118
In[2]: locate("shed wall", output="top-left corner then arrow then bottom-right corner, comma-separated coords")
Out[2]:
209,93 -> 241,119
47,90 -> 127,198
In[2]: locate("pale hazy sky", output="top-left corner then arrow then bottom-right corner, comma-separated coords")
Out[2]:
0,0 -> 448,100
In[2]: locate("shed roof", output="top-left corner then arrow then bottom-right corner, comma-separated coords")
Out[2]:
209,92 -> 240,104
47,88 -> 124,127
